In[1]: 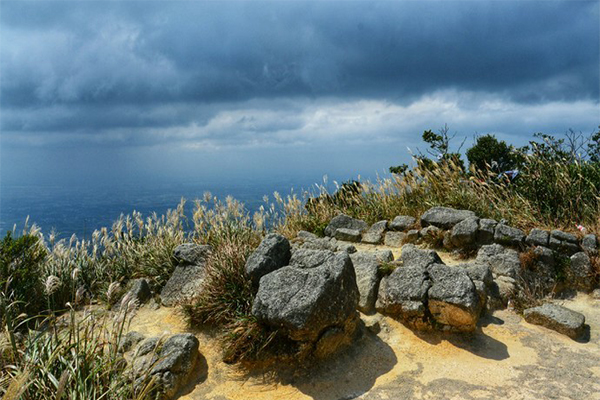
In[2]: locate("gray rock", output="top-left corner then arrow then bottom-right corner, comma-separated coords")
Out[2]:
494,224 -> 525,246
551,230 -> 578,244
389,215 -> 416,231
401,244 -> 443,268
334,228 -> 362,242
570,252 -> 592,283
173,243 -> 212,266
245,233 -> 291,285
526,229 -> 550,247
442,231 -> 454,250
376,265 -> 431,329
132,333 -> 200,400
297,230 -> 318,241
405,229 -> 420,243
582,234 -> 598,255
419,225 -> 443,243
384,231 -> 406,247
125,278 -> 152,305
476,244 -> 520,278
362,220 -> 388,244
290,248 -> 335,269
336,243 -> 357,253
476,219 -> 497,245
494,276 -> 517,305
252,252 -> 359,342
524,304 -> 586,339
350,251 -> 393,314
420,207 -> 476,229
324,214 -> 369,237
119,331 -> 146,353
450,217 -> 480,248
160,264 -> 207,307
592,289 -> 600,299
525,246 -> 558,292
458,263 -> 493,286
427,264 -> 480,331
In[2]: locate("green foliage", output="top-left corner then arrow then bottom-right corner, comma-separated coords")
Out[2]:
0,232 -> 46,323
389,163 -> 408,175
466,134 -> 523,172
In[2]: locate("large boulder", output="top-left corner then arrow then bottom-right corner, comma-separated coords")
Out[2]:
401,244 -> 443,268
131,333 -> 200,400
427,264 -> 480,331
173,243 -> 212,266
476,219 -> 497,245
450,217 -> 480,248
362,220 -> 388,244
245,234 -> 291,285
389,215 -> 416,231
376,265 -> 431,330
252,251 -> 359,343
324,214 -> 369,237
420,207 -> 476,229
476,244 -> 521,278
350,250 -> 393,314
524,304 -> 586,339
161,265 -> 207,307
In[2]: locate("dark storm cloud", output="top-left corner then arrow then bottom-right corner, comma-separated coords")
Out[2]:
0,0 -> 598,147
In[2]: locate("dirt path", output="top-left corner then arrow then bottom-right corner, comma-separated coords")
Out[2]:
129,293 -> 600,400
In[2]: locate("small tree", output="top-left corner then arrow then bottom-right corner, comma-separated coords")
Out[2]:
466,134 -> 522,172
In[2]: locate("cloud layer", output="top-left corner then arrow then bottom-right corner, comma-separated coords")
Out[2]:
1,0 -> 599,183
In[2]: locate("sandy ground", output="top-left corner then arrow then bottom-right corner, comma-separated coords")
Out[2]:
129,292 -> 600,400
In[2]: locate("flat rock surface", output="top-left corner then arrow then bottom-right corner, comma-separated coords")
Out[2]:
128,293 -> 600,400
524,303 -> 586,339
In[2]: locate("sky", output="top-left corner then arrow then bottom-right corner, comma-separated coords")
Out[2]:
1,0 -> 599,187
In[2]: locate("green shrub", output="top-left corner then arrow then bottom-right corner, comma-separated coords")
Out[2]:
0,232 -> 46,324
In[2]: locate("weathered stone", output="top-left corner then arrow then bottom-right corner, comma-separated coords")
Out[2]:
526,229 -> 550,247
245,233 -> 291,285
362,220 -> 388,244
582,234 -> 598,255
350,251 -> 393,314
125,278 -> 151,305
384,231 -> 406,247
427,264 -> 480,331
442,231 -> 454,250
494,224 -> 525,246
551,230 -> 578,244
458,263 -> 493,286
476,244 -> 520,278
419,225 -> 443,243
451,217 -> 480,248
336,243 -> 357,253
524,304 -> 586,339
131,333 -> 200,400
401,244 -> 443,268
173,243 -> 212,266
160,264 -> 206,307
389,215 -> 416,231
592,289 -> 600,299
495,276 -> 517,304
420,207 -> 476,229
119,331 -> 145,353
297,230 -> 318,241
252,252 -> 359,342
334,228 -> 362,242
406,229 -> 420,243
476,219 -> 497,245
570,252 -> 592,283
295,236 -> 356,253
290,248 -> 335,269
376,265 -> 430,329
324,214 -> 369,237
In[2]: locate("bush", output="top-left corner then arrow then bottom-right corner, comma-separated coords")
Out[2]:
0,232 -> 46,324
466,134 -> 523,172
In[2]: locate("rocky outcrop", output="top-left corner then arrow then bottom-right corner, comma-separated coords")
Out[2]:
245,234 -> 291,285
428,264 -> 480,331
420,207 -> 476,229
324,214 -> 368,238
524,304 -> 586,339
161,243 -> 213,307
252,251 -> 359,344
362,220 -> 388,244
130,333 -> 200,400
350,250 -> 393,314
